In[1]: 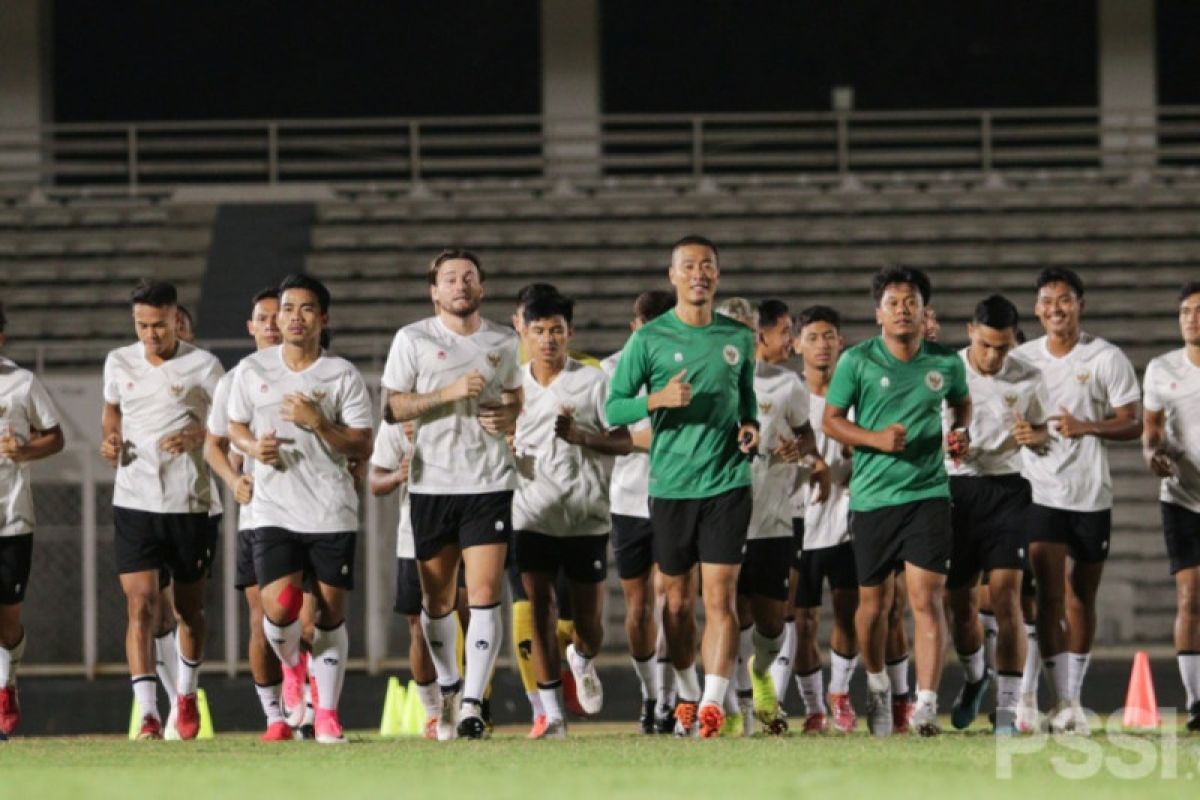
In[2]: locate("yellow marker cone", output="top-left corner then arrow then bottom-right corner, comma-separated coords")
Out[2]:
379,676 -> 405,737
127,698 -> 140,740
197,688 -> 215,739
401,680 -> 425,736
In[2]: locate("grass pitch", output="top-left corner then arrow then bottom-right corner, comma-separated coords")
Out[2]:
1,722 -> 1197,800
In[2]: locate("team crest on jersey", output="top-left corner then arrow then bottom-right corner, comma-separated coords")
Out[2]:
924,371 -> 944,392
487,351 -> 502,368
1003,392 -> 1018,407
169,384 -> 184,398
1075,371 -> 1091,384
260,383 -> 269,393
759,401 -> 773,414
880,376 -> 891,389
723,344 -> 740,366
311,389 -> 327,402
436,350 -> 447,360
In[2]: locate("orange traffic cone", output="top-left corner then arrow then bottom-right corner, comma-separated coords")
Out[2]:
1122,650 -> 1160,729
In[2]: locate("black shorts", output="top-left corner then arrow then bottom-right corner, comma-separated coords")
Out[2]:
650,486 -> 752,576
947,475 -> 1031,590
114,507 -> 216,583
253,527 -> 356,590
0,533 -> 34,605
736,538 -> 792,601
235,528 -> 257,590
790,518 -> 805,570
410,491 -> 512,561
1027,504 -> 1111,564
394,557 -> 423,616
612,514 -> 654,580
849,498 -> 952,587
794,541 -> 859,608
1163,502 -> 1200,575
514,531 -> 608,584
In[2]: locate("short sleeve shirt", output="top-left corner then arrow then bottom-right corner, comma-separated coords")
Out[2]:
0,358 -> 63,537
1143,348 -> 1200,513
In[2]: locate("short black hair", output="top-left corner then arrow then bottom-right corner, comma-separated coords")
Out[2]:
758,299 -> 790,330
795,305 -> 842,333
973,294 -> 1020,330
522,293 -> 575,327
1035,267 -> 1085,299
1180,281 -> 1200,303
633,290 -> 675,323
130,280 -> 177,308
872,266 -> 931,306
278,273 -> 331,313
671,235 -> 719,259
251,287 -> 280,307
516,282 -> 559,307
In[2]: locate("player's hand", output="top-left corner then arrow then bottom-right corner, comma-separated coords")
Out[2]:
554,405 -> 586,446
0,425 -> 24,462
257,429 -> 283,467
1011,411 -> 1045,449
158,423 -> 203,455
649,369 -> 692,410
100,432 -> 123,466
1048,406 -> 1090,439
770,437 -> 801,464
445,370 -> 487,402
478,401 -> 518,436
1147,448 -> 1179,479
234,474 -> 254,505
280,393 -> 323,430
945,428 -> 971,461
808,456 -> 832,504
873,423 -> 907,453
736,423 -> 760,455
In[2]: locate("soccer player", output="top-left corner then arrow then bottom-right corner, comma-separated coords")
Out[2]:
0,303 -> 66,738
382,249 -> 522,740
790,305 -> 860,735
1142,282 -> 1200,731
822,266 -> 971,737
601,289 -> 678,734
227,274 -> 373,745
101,280 -> 224,740
607,236 -> 759,739
941,295 -> 1049,734
513,293 -> 631,738
1015,267 -> 1141,734
203,288 -> 292,740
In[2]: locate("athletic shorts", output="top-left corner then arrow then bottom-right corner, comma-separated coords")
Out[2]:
650,486 -> 752,576
410,491 -> 512,561
794,541 -> 858,608
736,538 -> 792,601
514,531 -> 608,584
253,527 -> 356,590
0,533 -> 33,604
849,498 -> 952,587
1026,504 -> 1111,563
612,513 -> 654,580
947,475 -> 1031,590
394,557 -> 423,616
1163,502 -> 1200,575
790,517 -> 805,570
114,507 -> 215,583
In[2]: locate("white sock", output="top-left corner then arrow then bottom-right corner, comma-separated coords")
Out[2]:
752,626 -> 785,676
996,672 -> 1021,712
417,680 -> 442,719
980,612 -> 999,670
538,680 -> 564,722
1045,653 -> 1069,704
657,660 -> 676,708
154,631 -> 179,703
915,688 -> 937,713
176,655 -> 201,697
463,604 -> 502,705
311,622 -> 348,711
1066,652 -> 1090,703
262,616 -> 302,669
526,690 -> 545,718
886,656 -> 910,697
0,633 -> 25,687
674,664 -> 701,702
255,682 -> 284,725
1020,623 -> 1040,697
867,670 -> 890,694
567,643 -> 592,676
829,650 -> 858,694
1179,653 -> 1200,708
769,619 -> 796,700
132,675 -> 159,721
723,679 -> 740,714
959,646 -> 986,684
795,667 -> 827,715
701,673 -> 730,709
632,655 -> 657,701
420,609 -> 462,690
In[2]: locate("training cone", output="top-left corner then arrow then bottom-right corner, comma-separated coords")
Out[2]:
379,676 -> 405,737
1123,650 -> 1160,729
197,688 -> 215,739
400,680 -> 425,735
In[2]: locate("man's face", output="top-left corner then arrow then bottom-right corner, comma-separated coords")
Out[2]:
1181,292 -> 1200,347
922,307 -> 941,342
248,297 -> 282,350
668,245 -> 719,306
512,304 -> 526,336
175,313 -> 195,343
875,282 -> 924,341
758,315 -> 793,363
796,321 -> 841,369
967,322 -> 1016,376
133,304 -> 177,358
278,288 -> 326,348
1034,281 -> 1083,338
431,259 -> 484,318
523,314 -> 571,369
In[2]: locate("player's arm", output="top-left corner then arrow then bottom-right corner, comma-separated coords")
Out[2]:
629,426 -> 652,453
1051,401 -> 1141,441
281,393 -> 373,461
386,370 -> 488,424
555,415 -> 633,455
735,337 -> 760,453
822,403 -> 909,454
479,387 -> 523,435
100,402 -> 123,466
777,422 -> 830,503
369,458 -> 409,497
1142,407 -> 1177,478
0,424 -> 64,463
606,334 -> 661,426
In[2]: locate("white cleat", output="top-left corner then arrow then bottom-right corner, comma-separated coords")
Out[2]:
163,706 -> 180,741
567,644 -> 604,715
911,702 -> 941,737
865,688 -> 893,737
1014,693 -> 1040,734
436,689 -> 461,741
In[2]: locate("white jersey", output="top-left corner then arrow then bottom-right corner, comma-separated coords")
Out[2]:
795,392 -> 851,551
382,316 -> 520,495
103,340 -> 224,514
0,358 -> 62,537
945,349 -> 1050,477
1014,333 -> 1141,512
227,346 -> 373,534
748,362 -> 809,541
370,423 -> 416,559
601,350 -> 650,519
207,367 -> 254,530
1143,348 -> 1200,513
512,360 -> 614,537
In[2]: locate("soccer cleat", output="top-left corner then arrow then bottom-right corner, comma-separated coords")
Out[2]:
912,702 -> 941,737
802,712 -> 829,734
436,688 -> 461,741
261,721 -> 294,741
1066,701 -> 1092,736
296,723 -> 315,740
457,702 -> 488,740
698,702 -> 724,739
314,708 -> 346,745
423,717 -> 439,740
829,692 -> 857,734
892,696 -> 915,734
737,697 -> 755,737
674,700 -> 698,737
992,708 -> 1018,736
530,716 -> 566,739
136,714 -> 163,741
865,688 -> 893,737
747,656 -> 780,726
639,698 -> 657,734
175,693 -> 200,740
282,655 -> 308,727
566,645 -> 603,715
526,714 -> 548,739
721,708 -> 745,737
163,704 -> 180,741
562,667 -> 586,717
0,686 -> 21,735
655,702 -> 676,735
1188,702 -> 1200,733
951,669 -> 993,730
1015,693 -> 1040,734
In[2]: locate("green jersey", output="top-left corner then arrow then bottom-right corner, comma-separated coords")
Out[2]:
606,309 -> 757,500
825,337 -> 969,512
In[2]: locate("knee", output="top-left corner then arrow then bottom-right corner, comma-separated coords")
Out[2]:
1180,584 -> 1200,619
794,610 -> 818,640
126,591 -> 157,625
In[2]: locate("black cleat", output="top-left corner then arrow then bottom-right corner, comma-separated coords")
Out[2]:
296,723 -> 315,740
640,699 -> 656,734
1188,702 -> 1200,733
655,703 -> 676,735
951,669 -> 993,730
458,714 -> 487,740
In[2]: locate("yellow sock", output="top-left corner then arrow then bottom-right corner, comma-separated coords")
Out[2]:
556,619 -> 576,656
513,600 -> 537,694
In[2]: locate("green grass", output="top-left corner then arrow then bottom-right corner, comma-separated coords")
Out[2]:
2,724 -> 1199,800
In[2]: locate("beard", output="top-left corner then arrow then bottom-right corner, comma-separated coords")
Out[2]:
439,294 -> 482,318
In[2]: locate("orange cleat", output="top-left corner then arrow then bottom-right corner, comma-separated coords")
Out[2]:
261,720 -> 294,741
698,702 -> 725,739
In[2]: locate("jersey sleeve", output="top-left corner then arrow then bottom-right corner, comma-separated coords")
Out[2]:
26,375 -> 62,431
738,330 -> 757,425
785,374 -> 810,429
1142,358 -> 1164,413
605,331 -> 651,426
226,364 -> 254,425
338,367 -> 375,430
945,352 -> 970,403
1026,371 -> 1051,425
200,356 -> 226,407
381,328 -> 418,393
102,352 -> 120,405
370,424 -> 405,470
206,372 -> 233,437
824,349 -> 859,411
501,337 -> 522,392
1101,346 -> 1142,408
590,369 -> 613,430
